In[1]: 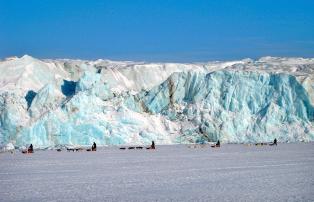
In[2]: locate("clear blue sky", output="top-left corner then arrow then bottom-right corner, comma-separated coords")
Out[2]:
1,0 -> 314,62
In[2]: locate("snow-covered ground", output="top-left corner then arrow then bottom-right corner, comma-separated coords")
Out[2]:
0,143 -> 313,202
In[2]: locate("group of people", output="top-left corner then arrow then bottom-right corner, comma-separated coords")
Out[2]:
22,138 -> 278,154
211,138 -> 278,148
23,142 -> 97,153
23,141 -> 155,153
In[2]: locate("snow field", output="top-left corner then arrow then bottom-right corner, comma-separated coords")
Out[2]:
0,143 -> 313,201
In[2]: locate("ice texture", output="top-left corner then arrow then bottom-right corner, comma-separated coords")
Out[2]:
0,56 -> 313,148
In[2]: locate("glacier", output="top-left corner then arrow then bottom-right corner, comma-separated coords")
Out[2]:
0,55 -> 314,148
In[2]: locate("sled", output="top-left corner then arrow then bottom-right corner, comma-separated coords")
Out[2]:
22,150 -> 33,154
189,144 -> 207,149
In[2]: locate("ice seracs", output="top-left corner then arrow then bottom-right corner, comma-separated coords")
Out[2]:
0,55 -> 313,148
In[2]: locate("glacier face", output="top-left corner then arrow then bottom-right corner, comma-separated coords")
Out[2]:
0,55 -> 313,148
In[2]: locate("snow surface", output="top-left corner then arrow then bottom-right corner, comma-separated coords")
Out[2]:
0,55 -> 314,148
0,143 -> 313,201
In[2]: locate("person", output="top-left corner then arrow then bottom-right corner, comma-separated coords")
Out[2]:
151,141 -> 155,149
92,142 -> 97,151
211,140 -> 220,148
270,138 -> 277,146
146,141 -> 156,150
28,144 -> 34,153
216,140 -> 220,147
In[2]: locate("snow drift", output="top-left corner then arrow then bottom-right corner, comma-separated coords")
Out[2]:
0,55 -> 313,148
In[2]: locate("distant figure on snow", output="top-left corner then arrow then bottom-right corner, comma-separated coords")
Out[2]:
28,144 -> 34,153
151,141 -> 155,149
92,142 -> 97,151
211,140 -> 220,148
146,141 -> 156,150
270,138 -> 277,146
216,140 -> 220,147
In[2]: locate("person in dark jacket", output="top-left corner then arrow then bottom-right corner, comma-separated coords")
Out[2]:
28,144 -> 34,153
270,138 -> 277,146
92,142 -> 97,151
269,138 -> 277,146
216,140 -> 220,147
146,141 -> 156,150
151,141 -> 155,149
211,140 -> 221,148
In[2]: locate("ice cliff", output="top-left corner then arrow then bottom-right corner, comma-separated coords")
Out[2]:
0,55 -> 313,148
